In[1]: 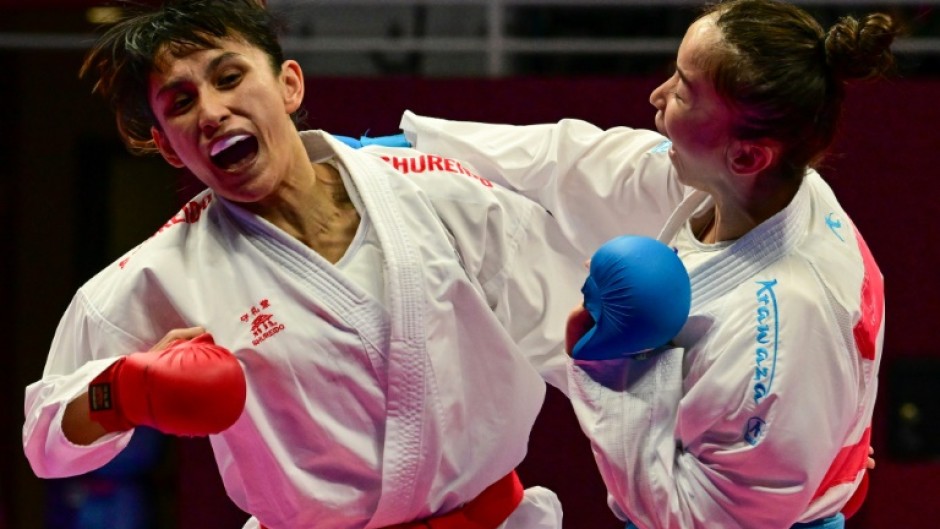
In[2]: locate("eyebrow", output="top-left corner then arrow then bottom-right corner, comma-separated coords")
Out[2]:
154,51 -> 240,100
675,65 -> 692,89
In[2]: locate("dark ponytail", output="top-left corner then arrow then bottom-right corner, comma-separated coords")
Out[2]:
703,0 -> 900,179
825,13 -> 898,82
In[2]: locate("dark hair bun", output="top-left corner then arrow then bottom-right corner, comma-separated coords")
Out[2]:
825,13 -> 899,81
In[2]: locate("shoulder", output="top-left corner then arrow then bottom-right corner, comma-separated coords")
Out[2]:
360,145 -> 499,195
709,172 -> 881,353
357,145 -> 541,229
81,189 -> 218,306
797,172 -> 879,311
356,145 -> 555,275
716,172 -> 875,318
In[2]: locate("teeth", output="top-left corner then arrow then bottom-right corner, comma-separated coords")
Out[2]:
211,134 -> 250,157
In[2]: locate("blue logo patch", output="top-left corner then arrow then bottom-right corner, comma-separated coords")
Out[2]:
825,212 -> 846,242
649,140 -> 672,154
745,417 -> 767,446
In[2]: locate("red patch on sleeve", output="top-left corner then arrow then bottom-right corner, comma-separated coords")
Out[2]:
812,427 -> 871,501
851,229 -> 883,361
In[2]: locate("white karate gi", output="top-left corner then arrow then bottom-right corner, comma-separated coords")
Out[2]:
23,132 -> 587,529
401,112 -> 883,529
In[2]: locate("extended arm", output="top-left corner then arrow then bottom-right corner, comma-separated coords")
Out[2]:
399,111 -> 687,256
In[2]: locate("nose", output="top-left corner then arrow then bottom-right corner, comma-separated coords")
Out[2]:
649,79 -> 667,110
650,71 -> 678,111
197,91 -> 230,137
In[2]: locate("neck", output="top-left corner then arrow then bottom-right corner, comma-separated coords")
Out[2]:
254,161 -> 360,263
699,173 -> 801,244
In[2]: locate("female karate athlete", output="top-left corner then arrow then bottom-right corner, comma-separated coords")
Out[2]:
398,1 -> 896,527
20,1 -> 610,528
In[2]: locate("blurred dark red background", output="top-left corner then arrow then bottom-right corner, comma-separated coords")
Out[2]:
2,2 -> 939,529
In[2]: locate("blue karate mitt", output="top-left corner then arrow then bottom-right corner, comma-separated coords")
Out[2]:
569,235 -> 691,360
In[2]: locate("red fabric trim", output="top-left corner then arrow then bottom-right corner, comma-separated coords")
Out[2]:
852,228 -> 884,361
812,427 -> 872,501
840,470 -> 870,519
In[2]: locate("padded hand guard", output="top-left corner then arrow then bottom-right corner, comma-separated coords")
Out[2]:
570,235 -> 691,360
89,334 -> 247,436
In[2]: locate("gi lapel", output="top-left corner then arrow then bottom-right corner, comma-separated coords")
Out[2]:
656,182 -> 811,313
329,135 -> 439,527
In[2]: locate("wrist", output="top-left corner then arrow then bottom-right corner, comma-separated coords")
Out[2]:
63,393 -> 109,445
88,357 -> 136,432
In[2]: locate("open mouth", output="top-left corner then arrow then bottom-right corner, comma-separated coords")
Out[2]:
210,134 -> 259,172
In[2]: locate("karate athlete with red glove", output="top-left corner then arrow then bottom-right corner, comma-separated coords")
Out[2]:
23,2 -> 588,529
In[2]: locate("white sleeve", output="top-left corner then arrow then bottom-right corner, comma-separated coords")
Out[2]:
568,290 -> 858,528
480,198 -> 586,394
399,111 -> 687,255
23,291 -> 145,478
568,349 -> 687,528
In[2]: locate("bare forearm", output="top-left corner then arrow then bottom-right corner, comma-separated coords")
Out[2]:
62,392 -> 107,445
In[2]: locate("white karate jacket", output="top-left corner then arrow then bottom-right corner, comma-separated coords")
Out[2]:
24,132 -> 586,529
401,112 -> 884,529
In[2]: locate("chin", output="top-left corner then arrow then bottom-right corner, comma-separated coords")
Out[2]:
671,163 -> 697,188
211,182 -> 268,205
667,150 -> 684,176
668,150 -> 696,186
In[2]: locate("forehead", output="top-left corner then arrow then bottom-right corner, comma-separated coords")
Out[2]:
147,37 -> 271,107
151,35 -> 257,76
677,15 -> 722,71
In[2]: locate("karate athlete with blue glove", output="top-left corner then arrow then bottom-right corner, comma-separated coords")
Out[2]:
393,2 -> 893,528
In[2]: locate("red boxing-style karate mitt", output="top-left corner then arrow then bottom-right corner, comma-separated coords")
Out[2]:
89,333 -> 246,436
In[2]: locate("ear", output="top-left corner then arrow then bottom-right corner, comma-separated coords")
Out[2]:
151,126 -> 186,168
727,138 -> 779,177
280,59 -> 305,114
